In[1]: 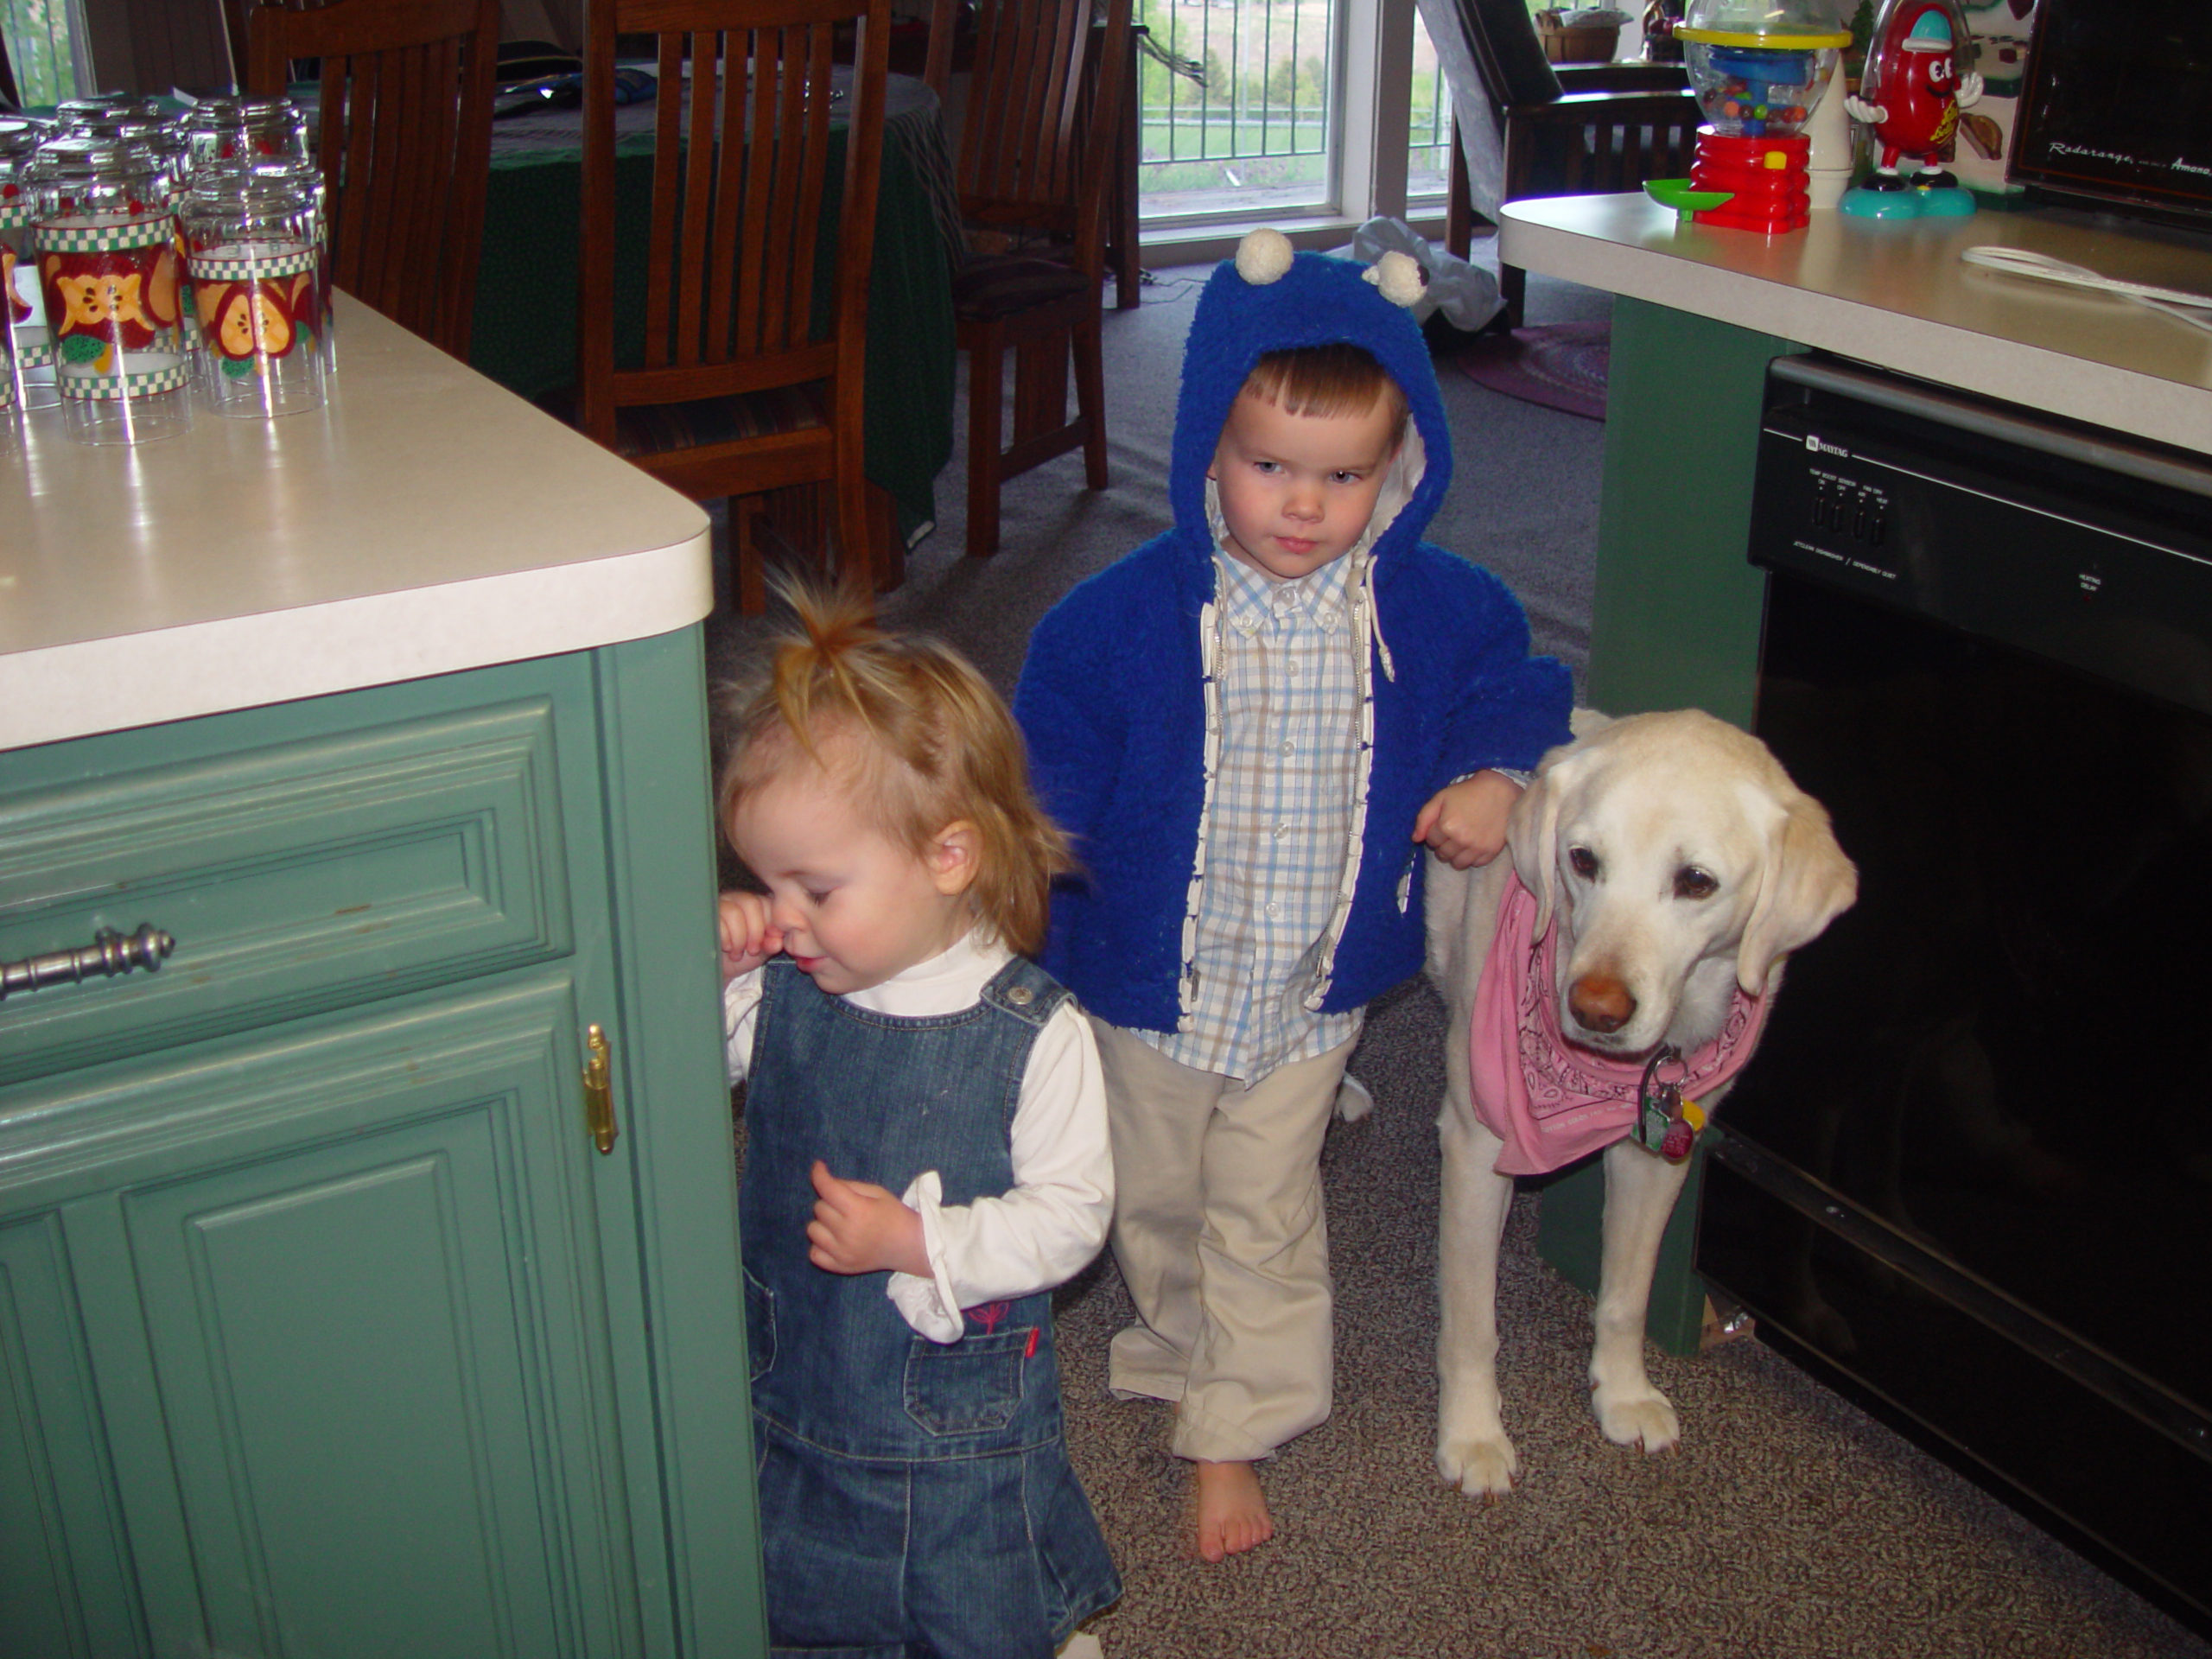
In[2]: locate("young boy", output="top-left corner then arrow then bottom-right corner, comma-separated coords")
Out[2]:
1013,235 -> 1573,1561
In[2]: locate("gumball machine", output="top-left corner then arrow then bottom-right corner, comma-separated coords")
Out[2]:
1674,0 -> 1852,232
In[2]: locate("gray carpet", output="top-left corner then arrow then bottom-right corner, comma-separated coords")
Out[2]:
706,238 -> 2209,1658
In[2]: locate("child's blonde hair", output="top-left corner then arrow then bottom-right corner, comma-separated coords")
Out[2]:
1243,342 -> 1410,449
716,579 -> 1072,957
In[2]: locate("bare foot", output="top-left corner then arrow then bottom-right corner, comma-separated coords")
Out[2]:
1191,1459 -> 1273,1562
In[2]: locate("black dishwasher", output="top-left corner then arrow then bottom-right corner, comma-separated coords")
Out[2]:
1707,353 -> 2212,1630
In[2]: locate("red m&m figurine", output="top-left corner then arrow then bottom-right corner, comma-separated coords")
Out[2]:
1841,0 -> 1983,218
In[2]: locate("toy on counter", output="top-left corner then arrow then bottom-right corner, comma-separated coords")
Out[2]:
1643,177 -> 1735,216
1840,0 -> 1983,217
1674,0 -> 1852,233
1640,0 -> 1685,63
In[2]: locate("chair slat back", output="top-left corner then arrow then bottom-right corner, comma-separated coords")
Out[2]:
1501,89 -> 1701,200
580,0 -> 889,430
243,0 -> 499,359
928,0 -> 1128,255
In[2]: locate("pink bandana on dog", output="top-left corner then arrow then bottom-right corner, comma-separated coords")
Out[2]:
1469,874 -> 1770,1176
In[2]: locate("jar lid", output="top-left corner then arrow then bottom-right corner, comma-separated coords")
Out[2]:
54,95 -> 174,130
184,95 -> 302,127
1675,27 -> 1851,46
181,170 -> 315,213
188,155 -> 321,194
0,117 -> 50,165
53,93 -> 164,118
71,109 -> 182,137
23,137 -> 169,196
1679,0 -> 1851,47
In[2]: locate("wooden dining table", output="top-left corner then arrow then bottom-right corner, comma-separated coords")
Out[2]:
463,68 -> 961,546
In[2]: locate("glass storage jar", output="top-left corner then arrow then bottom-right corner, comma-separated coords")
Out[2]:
27,138 -> 192,442
0,118 -> 54,410
217,156 -> 334,376
179,169 -> 327,417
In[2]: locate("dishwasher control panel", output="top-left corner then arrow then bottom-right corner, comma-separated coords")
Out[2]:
1807,469 -> 1885,544
1746,355 -> 2212,716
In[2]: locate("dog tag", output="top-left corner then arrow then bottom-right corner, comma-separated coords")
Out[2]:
1657,1096 -> 1708,1162
1635,1079 -> 1681,1156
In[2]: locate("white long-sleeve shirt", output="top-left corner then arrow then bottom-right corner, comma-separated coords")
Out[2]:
724,931 -> 1113,1344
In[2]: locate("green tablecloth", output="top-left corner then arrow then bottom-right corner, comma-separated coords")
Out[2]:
467,99 -> 956,543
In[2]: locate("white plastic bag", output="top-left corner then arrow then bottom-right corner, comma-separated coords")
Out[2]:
1341,217 -> 1505,334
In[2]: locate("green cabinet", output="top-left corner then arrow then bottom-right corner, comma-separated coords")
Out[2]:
0,630 -> 764,1657
1535,296 -> 1802,1354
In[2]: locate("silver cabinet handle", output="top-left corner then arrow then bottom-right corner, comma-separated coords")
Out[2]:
1,925 -> 175,1001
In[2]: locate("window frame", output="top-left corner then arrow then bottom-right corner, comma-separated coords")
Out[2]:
1135,0 -> 1450,263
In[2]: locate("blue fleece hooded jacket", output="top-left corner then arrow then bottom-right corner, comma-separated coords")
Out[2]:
1013,245 -> 1573,1035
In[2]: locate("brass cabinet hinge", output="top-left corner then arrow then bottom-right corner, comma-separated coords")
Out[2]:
583,1023 -> 617,1154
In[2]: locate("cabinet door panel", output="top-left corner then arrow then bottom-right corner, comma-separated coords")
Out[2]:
0,1214 -> 144,1658
10,978 -> 636,1659
0,698 -> 575,1087
132,1125 -> 554,1657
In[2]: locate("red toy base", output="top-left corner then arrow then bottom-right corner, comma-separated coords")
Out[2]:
1693,200 -> 1812,232
1690,128 -> 1812,234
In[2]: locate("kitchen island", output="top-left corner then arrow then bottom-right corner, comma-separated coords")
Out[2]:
1,302 -> 765,1656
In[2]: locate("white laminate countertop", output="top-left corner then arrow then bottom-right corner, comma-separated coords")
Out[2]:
1501,193 -> 2212,458
2,297 -> 713,752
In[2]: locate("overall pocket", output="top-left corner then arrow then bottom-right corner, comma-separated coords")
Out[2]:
741,1265 -> 776,1382
904,1326 -> 1031,1436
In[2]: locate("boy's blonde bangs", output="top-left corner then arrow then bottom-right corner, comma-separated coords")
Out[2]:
716,580 -> 1072,957
1243,343 -> 1410,446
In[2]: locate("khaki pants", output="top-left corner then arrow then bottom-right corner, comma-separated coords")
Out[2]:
1088,1018 -> 1355,1463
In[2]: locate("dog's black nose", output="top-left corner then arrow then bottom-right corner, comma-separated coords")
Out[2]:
1569,975 -> 1636,1034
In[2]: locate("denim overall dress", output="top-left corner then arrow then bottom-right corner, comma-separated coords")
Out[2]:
741,955 -> 1121,1658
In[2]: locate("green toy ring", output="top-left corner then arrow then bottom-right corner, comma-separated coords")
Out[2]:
1644,178 -> 1735,213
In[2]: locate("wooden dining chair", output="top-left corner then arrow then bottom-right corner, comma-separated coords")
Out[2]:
925,0 -> 1132,558
1440,0 -> 1700,327
242,0 -> 501,360
224,0 -> 308,81
576,0 -> 891,611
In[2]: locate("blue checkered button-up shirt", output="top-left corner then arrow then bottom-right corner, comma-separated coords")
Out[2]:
1138,553 -> 1366,1082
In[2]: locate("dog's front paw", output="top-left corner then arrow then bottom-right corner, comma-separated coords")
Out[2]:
1592,1385 -> 1681,1455
1436,1433 -> 1519,1498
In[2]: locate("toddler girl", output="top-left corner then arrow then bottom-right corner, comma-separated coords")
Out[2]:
717,582 -> 1120,1657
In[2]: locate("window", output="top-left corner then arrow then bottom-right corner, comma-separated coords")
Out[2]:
1407,7 -> 1452,203
1133,0 -> 1451,251
1,0 -> 87,105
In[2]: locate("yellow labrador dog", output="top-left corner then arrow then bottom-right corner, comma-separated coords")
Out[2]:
1424,709 -> 1856,1497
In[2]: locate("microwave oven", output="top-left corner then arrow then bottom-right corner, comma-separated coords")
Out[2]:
2008,0 -> 2212,231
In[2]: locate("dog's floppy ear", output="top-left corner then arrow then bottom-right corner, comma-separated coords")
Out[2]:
1505,766 -> 1561,935
1736,792 -> 1857,995
1508,713 -> 1612,937
1508,741 -> 1590,938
